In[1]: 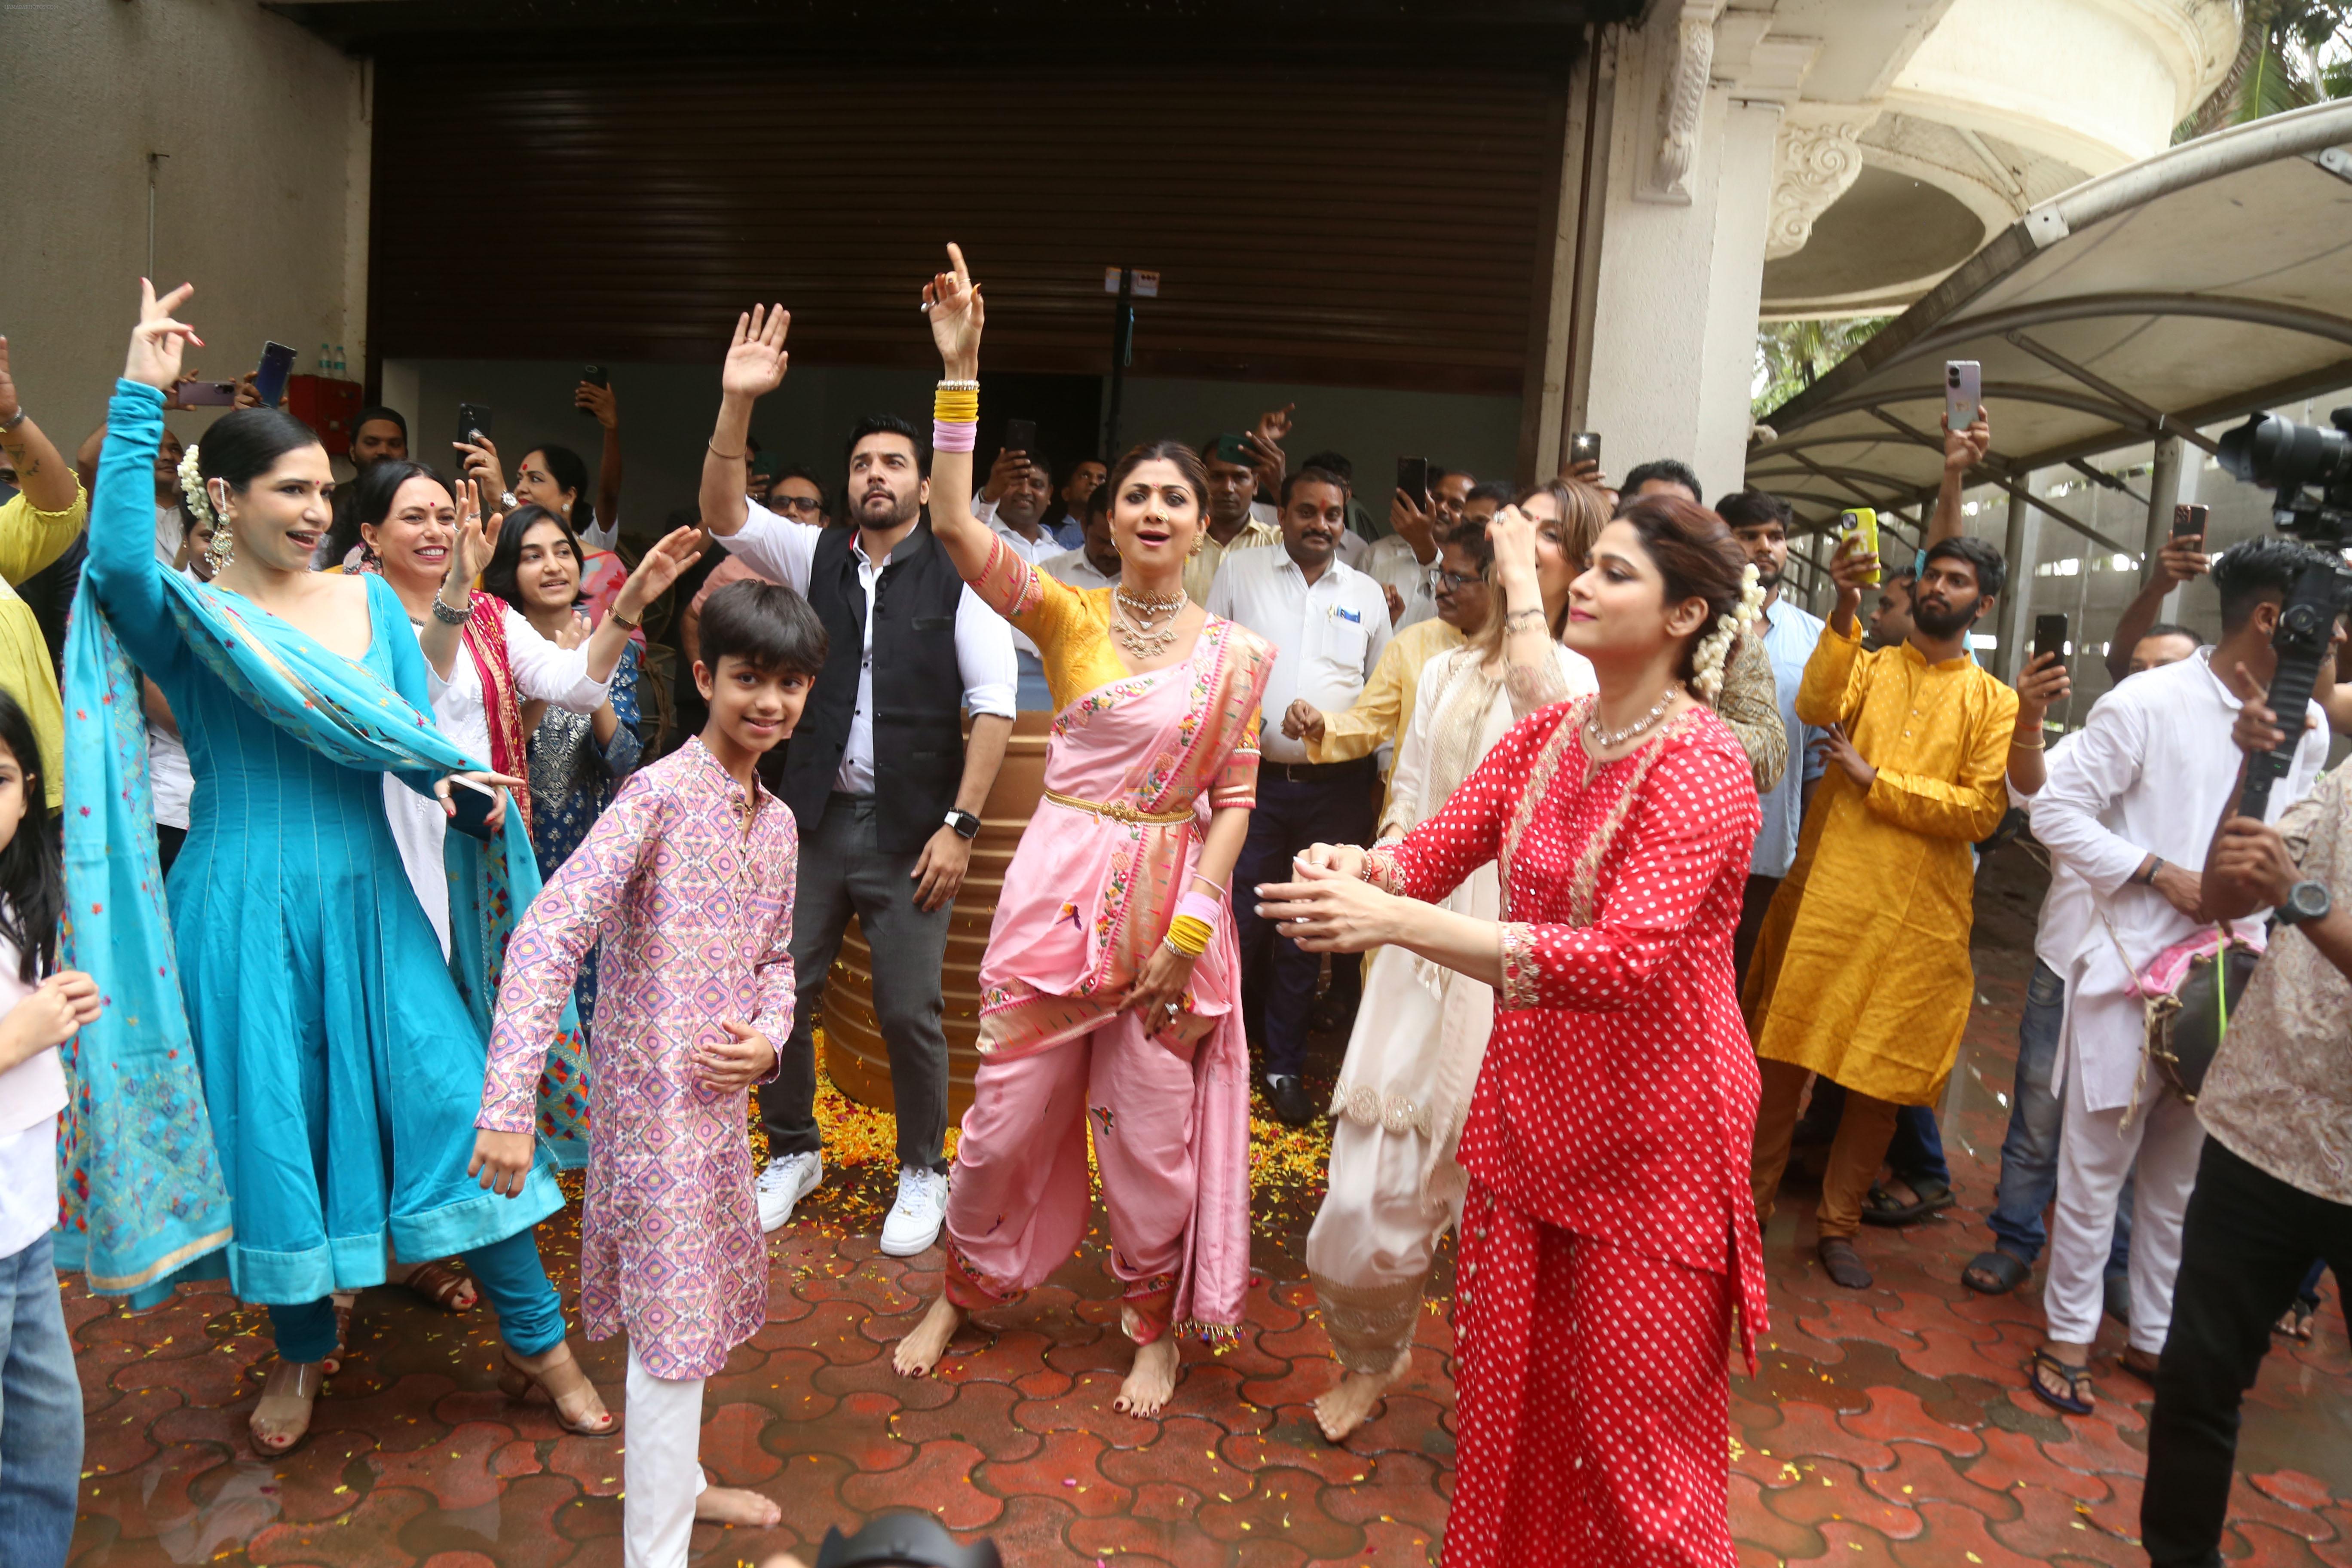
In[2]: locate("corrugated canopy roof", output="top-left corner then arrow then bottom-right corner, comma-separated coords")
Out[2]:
1746,99 -> 2352,560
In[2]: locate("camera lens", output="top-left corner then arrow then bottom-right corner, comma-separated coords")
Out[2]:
2220,410 -> 2352,492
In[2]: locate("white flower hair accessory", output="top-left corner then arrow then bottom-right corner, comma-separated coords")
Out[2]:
1690,562 -> 1766,703
177,444 -> 212,530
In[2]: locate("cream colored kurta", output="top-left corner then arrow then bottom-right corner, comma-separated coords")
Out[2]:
1741,620 -> 2015,1105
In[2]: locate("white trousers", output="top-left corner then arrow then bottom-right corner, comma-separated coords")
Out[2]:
624,1345 -> 708,1568
1304,1118 -> 1465,1372
2042,1036 -> 2205,1354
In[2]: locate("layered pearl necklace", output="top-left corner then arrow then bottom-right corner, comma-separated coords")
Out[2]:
1112,584 -> 1187,659
1585,682 -> 1682,750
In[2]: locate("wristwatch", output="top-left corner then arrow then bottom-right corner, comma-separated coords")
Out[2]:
944,808 -> 982,841
2276,878 -> 2331,926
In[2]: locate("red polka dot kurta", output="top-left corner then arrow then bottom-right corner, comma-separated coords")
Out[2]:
1366,700 -> 1767,1568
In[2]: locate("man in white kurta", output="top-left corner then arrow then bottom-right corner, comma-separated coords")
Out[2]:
2030,604 -> 2329,1376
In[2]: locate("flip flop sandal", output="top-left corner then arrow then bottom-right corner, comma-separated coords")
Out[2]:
1818,1237 -> 1874,1290
2275,1302 -> 2318,1342
1963,1250 -> 2031,1295
1860,1180 -> 1956,1227
2027,1347 -> 2094,1417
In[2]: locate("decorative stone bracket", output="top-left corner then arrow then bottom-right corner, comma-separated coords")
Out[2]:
1767,104 -> 1880,258
1639,0 -> 1724,205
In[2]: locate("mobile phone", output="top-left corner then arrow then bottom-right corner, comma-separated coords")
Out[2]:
255,341 -> 297,408
2033,612 -> 2070,666
1214,432 -> 1253,469
1945,360 -> 1981,434
1004,419 -> 1039,460
445,776 -> 501,841
1568,430 -> 1601,467
2172,502 -> 2209,540
456,402 -> 493,449
176,380 -> 239,407
579,364 -> 609,416
1839,508 -> 1882,585
1397,456 -> 1431,507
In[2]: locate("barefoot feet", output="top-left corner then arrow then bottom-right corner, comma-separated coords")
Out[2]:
1313,1348 -> 1411,1443
1113,1319 -> 1180,1419
695,1484 -> 782,1528
892,1294 -> 967,1377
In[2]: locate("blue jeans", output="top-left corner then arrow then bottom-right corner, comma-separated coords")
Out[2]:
0,1233 -> 83,1568
1987,959 -> 2132,1271
1797,1082 -> 1950,1188
264,1226 -> 565,1363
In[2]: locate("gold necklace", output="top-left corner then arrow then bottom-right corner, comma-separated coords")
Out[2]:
1115,585 -> 1185,617
1111,591 -> 1185,659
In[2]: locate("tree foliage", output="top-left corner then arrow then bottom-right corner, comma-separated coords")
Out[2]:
1753,317 -> 1893,419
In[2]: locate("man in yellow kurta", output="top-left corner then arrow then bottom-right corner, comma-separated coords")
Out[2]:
0,338 -> 88,808
1744,533 -> 2016,1290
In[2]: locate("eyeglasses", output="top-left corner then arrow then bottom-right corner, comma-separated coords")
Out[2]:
770,494 -> 824,517
1425,566 -> 1480,591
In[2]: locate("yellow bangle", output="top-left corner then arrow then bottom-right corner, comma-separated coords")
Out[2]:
934,392 -> 980,421
1162,915 -> 1211,957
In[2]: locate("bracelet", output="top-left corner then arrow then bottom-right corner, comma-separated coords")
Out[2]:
608,603 -> 642,631
2009,730 -> 2045,749
937,379 -> 980,392
708,442 -> 746,461
1504,606 -> 1547,630
1162,915 -> 1213,958
2135,855 -> 2165,886
1186,872 -> 1230,900
934,391 -> 980,422
1174,890 -> 1225,933
430,593 -> 471,626
933,419 -> 978,453
0,407 -> 26,434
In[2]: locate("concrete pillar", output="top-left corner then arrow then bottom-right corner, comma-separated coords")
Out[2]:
1996,478 -> 2041,684
2143,435 -> 2183,582
1582,7 -> 1811,502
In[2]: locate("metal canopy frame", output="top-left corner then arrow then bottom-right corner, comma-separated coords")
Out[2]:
1748,103 -> 2352,563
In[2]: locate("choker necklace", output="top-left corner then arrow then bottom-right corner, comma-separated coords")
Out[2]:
1111,586 -> 1187,659
1115,585 -> 1185,617
1585,683 -> 1682,750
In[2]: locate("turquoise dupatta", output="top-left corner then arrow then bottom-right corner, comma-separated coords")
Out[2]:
53,568 -> 591,1301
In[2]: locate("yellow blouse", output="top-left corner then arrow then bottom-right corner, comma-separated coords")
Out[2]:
0,484 -> 88,808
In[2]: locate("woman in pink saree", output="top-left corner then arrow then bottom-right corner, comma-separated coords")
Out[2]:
886,245 -> 1273,1417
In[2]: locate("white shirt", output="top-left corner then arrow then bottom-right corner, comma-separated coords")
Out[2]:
148,569 -> 199,830
0,930 -> 60,1259
1361,535 -> 1436,630
1752,596 -> 1828,880
722,503 -> 1018,793
2011,732 -> 2093,977
1039,547 -> 1118,591
981,513 -> 1065,663
384,603 -> 609,956
1208,548 -> 1393,765
155,502 -> 184,567
2030,649 -> 2330,1111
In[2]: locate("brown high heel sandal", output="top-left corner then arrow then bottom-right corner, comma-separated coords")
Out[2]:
497,1343 -> 617,1436
249,1359 -> 328,1455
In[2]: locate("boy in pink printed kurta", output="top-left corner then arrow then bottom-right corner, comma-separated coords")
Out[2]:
473,580 -> 826,1568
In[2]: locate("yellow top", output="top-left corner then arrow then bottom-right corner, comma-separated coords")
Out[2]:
0,484 -> 89,808
1305,615 -> 1464,775
1184,517 -> 1280,603
1741,619 -> 2017,1103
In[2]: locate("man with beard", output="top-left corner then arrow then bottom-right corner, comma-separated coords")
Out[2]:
1744,535 -> 2017,1290
1211,467 -> 1393,1125
696,310 -> 1017,1253
1186,433 -> 1281,601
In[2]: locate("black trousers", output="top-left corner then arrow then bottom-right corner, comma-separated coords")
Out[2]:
1231,757 -> 1379,1078
2143,1137 -> 2352,1565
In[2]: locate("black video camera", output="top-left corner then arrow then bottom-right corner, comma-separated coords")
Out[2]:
2215,405 -> 2352,819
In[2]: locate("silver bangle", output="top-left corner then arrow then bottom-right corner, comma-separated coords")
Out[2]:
430,594 -> 471,626
937,379 -> 980,392
0,408 -> 26,433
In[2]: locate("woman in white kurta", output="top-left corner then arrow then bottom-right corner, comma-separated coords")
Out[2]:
1305,483 -> 1604,1441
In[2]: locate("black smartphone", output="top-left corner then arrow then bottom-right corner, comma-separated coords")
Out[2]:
2172,502 -> 2209,539
1004,419 -> 1038,458
580,364 -> 609,416
175,380 -> 240,407
1396,456 -> 1430,506
1568,430 -> 1601,467
1214,431 -> 1253,468
456,402 -> 493,448
445,777 -> 501,841
2033,612 -> 2069,666
255,341 -> 297,407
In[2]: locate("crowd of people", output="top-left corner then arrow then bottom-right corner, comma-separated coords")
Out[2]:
0,248 -> 2343,1568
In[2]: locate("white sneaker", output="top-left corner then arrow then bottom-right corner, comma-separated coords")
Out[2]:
756,1151 -> 822,1234
878,1165 -> 949,1257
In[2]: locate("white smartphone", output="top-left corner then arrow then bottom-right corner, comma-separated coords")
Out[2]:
1945,361 -> 1981,435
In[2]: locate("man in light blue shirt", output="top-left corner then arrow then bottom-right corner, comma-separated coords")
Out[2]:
1719,489 -> 1825,981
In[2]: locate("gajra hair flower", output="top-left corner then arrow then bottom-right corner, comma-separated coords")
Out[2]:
1691,563 -> 1766,703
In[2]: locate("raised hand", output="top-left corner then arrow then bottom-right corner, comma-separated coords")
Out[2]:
455,434 -> 507,507
982,443 -> 1027,504
450,478 -> 499,587
722,305 -> 791,401
2154,535 -> 2209,587
0,337 -> 19,426
2013,649 -> 2070,725
1485,504 -> 1543,589
125,278 -> 203,391
575,380 -> 619,428
922,242 -> 985,375
1243,429 -> 1286,498
1253,403 -> 1296,445
1943,406 -> 1991,475
554,611 -> 591,652
615,525 -> 707,611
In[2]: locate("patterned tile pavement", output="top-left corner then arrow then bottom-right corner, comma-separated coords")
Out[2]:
60,853 -> 2352,1567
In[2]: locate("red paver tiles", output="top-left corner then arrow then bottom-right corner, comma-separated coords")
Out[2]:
60,854 -> 2352,1565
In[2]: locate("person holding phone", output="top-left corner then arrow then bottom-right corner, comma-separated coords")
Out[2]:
67,280 -> 618,1455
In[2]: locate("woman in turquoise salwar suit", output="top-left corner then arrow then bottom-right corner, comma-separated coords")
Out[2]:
67,282 -> 618,1453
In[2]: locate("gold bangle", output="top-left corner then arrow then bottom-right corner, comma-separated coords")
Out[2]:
2010,731 -> 2045,749
608,604 -> 642,631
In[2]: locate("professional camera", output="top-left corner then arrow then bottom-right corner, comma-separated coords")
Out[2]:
2216,406 -> 2352,818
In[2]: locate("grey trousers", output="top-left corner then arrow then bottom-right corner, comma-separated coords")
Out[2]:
759,792 -> 953,1173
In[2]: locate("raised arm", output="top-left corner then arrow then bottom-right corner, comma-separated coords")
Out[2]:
0,337 -> 82,516
580,377 -> 623,551
86,282 -> 202,679
1925,407 -> 1989,547
2106,533 -> 2206,686
699,306 -> 790,541
919,244 -> 1001,588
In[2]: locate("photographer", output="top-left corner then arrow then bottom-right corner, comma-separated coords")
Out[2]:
2141,673 -> 2352,1565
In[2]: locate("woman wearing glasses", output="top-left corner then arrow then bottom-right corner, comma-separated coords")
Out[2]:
1302,480 -> 1604,1442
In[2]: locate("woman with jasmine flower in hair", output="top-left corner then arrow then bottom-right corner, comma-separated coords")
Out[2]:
1256,493 -> 1769,1566
1302,485 -> 1602,1443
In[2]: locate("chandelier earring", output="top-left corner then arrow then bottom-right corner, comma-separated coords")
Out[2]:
205,487 -> 236,571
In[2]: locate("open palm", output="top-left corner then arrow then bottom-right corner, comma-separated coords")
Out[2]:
922,243 -> 985,366
631,526 -> 708,601
451,480 -> 499,585
722,305 -> 791,400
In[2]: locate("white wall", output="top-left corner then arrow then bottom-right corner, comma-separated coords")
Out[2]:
385,358 -> 1525,538
0,0 -> 365,458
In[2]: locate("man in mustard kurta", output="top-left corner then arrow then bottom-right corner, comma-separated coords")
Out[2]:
0,338 -> 88,808
1744,533 -> 2017,1290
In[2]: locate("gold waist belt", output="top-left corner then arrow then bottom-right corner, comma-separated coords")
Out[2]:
1042,789 -> 1194,825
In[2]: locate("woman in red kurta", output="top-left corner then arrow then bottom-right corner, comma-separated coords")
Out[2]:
1257,495 -> 1769,1567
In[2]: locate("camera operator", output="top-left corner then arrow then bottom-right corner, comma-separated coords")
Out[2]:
2141,673 -> 2352,1565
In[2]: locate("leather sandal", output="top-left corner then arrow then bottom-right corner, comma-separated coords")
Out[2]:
249,1359 -> 327,1455
1962,1249 -> 2031,1295
2027,1347 -> 2094,1416
398,1258 -> 478,1313
498,1344 -> 617,1436
1859,1179 -> 1956,1228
